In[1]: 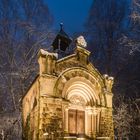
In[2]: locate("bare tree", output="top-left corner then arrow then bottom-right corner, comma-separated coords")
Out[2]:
113,94 -> 140,139
129,98 -> 140,139
113,95 -> 132,139
0,0 -> 54,139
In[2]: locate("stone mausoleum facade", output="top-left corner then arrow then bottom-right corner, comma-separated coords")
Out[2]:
22,26 -> 114,140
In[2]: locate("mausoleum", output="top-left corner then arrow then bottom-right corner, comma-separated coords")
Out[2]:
22,26 -> 114,140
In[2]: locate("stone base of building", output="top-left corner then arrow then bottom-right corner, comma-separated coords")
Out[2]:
63,137 -> 110,140
42,136 -> 110,140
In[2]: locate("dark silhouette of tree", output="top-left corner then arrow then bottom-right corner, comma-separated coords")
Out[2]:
85,0 -> 129,75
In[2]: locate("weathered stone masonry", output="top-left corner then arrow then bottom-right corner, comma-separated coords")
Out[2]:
22,33 -> 114,140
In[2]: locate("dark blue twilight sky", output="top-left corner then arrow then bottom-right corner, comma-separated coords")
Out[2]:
46,0 -> 93,35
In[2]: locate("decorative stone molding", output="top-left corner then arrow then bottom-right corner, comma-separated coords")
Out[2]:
76,36 -> 87,48
53,68 -> 106,107
103,74 -> 114,93
75,46 -> 90,65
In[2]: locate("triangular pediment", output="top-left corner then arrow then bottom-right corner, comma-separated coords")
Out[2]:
55,52 -> 103,80
56,53 -> 87,73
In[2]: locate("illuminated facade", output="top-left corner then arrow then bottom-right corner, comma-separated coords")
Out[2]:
22,28 -> 114,140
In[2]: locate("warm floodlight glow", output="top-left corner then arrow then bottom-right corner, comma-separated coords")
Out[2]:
43,132 -> 48,136
64,81 -> 100,106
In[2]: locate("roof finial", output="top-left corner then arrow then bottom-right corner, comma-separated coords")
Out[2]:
60,22 -> 63,30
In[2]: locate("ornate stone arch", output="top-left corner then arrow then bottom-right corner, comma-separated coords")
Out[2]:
54,67 -> 107,107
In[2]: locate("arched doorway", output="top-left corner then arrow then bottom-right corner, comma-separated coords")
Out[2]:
63,80 -> 101,138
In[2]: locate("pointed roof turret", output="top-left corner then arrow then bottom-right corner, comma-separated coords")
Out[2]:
52,23 -> 72,51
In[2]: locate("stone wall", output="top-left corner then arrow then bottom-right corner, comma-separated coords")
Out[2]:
22,46 -> 114,140
98,108 -> 114,140
39,97 -> 64,139
22,77 -> 39,140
